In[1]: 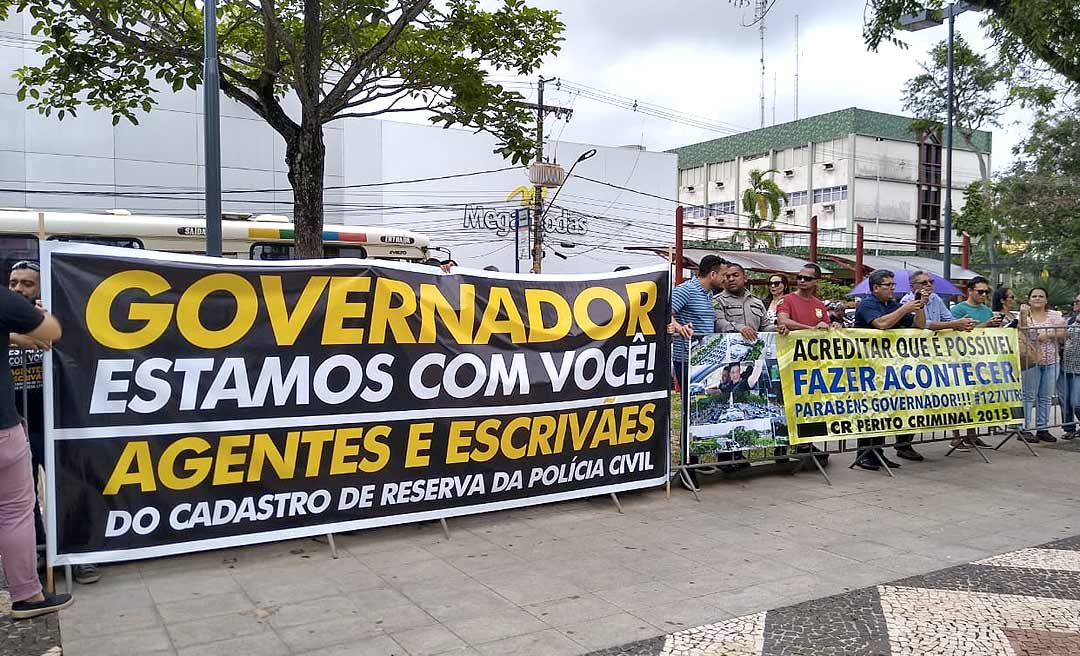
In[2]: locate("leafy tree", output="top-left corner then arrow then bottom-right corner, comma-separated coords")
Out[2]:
864,0 -> 1080,92
993,105 -> 1080,285
1,0 -> 564,256
737,169 -> 787,250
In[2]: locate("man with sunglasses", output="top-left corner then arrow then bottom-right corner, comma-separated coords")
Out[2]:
892,270 -> 979,460
7,261 -> 102,586
776,264 -> 832,333
852,269 -> 926,471
950,276 -> 1003,328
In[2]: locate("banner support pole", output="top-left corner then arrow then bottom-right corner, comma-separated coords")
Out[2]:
439,518 -> 451,540
995,429 -> 1038,457
609,492 -> 624,514
971,441 -> 991,464
871,448 -> 895,477
326,533 -> 338,559
807,453 -> 832,486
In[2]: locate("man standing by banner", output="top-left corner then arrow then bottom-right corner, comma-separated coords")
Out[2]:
852,269 -> 926,471
715,263 -> 772,340
776,264 -> 832,333
1,285 -> 71,619
670,255 -> 727,489
894,270 -> 978,460
951,276 -> 1003,329
8,262 -> 101,585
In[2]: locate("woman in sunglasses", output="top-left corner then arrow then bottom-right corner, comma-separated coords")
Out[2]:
762,274 -> 788,329
992,287 -> 1018,328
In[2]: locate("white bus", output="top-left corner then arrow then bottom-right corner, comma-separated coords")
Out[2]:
0,208 -> 431,275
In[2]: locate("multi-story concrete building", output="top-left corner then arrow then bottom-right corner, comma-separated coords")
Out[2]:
672,107 -> 991,251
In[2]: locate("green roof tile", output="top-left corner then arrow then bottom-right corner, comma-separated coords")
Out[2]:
670,107 -> 991,170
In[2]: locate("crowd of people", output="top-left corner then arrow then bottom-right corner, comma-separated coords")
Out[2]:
669,257 -> 1080,477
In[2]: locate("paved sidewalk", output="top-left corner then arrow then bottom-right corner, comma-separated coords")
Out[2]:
57,439 -> 1080,656
0,569 -> 62,656
587,534 -> 1080,655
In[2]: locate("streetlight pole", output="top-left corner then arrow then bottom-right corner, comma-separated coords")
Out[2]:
203,0 -> 222,257
898,1 -> 971,282
942,6 -> 956,281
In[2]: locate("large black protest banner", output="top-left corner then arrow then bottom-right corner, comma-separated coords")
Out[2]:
42,243 -> 670,564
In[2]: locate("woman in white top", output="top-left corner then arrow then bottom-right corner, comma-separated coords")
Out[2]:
763,274 -> 788,328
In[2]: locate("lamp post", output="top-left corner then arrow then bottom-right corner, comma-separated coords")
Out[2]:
898,2 -> 971,282
202,0 -> 222,256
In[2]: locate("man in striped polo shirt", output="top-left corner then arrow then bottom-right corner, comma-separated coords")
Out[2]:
669,254 -> 727,490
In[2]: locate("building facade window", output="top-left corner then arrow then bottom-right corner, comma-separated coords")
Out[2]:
812,185 -> 848,203
783,190 -> 808,206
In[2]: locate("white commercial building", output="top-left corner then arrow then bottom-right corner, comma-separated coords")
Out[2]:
672,107 -> 991,252
0,11 -> 676,274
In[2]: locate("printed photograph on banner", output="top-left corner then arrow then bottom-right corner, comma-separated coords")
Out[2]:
686,333 -> 786,463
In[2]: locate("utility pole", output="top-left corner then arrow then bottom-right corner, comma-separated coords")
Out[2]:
203,0 -> 222,256
757,0 -> 767,128
522,77 -> 573,274
794,14 -> 799,120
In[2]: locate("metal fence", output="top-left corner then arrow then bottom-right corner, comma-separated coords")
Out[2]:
674,323 -> 1080,492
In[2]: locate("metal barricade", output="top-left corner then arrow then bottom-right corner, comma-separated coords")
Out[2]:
1011,324 -> 1079,442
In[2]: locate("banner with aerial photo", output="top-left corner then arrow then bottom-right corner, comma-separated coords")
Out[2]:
684,333 -> 787,463
42,243 -> 670,564
777,328 -> 1024,444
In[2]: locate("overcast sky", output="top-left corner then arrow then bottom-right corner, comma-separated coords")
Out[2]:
473,0 -> 1032,173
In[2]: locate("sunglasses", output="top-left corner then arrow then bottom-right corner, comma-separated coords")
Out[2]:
768,280 -> 784,286
10,260 -> 39,272
876,282 -> 897,288
796,275 -> 817,282
972,289 -> 990,295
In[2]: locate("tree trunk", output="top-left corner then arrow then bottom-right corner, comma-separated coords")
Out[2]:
286,120 -> 326,259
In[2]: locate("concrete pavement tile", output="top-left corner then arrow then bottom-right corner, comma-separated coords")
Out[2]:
60,601 -> 161,640
236,572 -> 339,605
361,602 -> 439,633
295,634 -> 410,655
63,625 -> 173,656
595,581 -> 689,614
176,632 -> 290,656
356,545 -> 440,571
629,598 -> 733,632
330,566 -> 390,593
390,625 -> 466,656
276,614 -> 383,652
551,563 -> 656,593
412,588 -> 519,623
265,594 -> 365,629
444,608 -> 548,644
157,591 -> 255,624
820,539 -> 903,562
479,569 -> 587,606
445,549 -> 528,576
560,611 -> 662,651
164,611 -> 272,648
378,558 -> 471,587
343,585 -> 412,609
474,629 -> 584,656
146,571 -> 242,604
525,594 -> 622,627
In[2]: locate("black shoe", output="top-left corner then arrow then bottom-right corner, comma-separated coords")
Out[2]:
1020,431 -> 1040,443
854,458 -> 880,471
74,564 -> 101,585
1064,432 -> 1077,441
1037,431 -> 1057,443
11,592 -> 73,620
970,437 -> 992,448
895,446 -> 924,461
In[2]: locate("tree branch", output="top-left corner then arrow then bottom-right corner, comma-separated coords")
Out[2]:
321,0 -> 431,113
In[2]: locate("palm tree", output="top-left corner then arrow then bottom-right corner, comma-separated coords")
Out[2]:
737,169 -> 788,250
